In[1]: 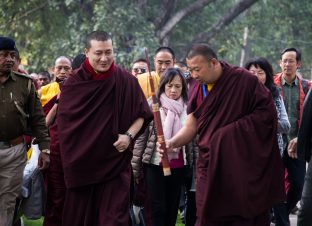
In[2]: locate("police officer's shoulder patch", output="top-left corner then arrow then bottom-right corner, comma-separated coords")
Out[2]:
13,71 -> 32,79
13,71 -> 33,96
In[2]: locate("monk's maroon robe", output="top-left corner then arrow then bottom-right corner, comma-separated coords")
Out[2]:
188,62 -> 285,226
43,119 -> 65,226
57,62 -> 153,226
43,78 -> 72,226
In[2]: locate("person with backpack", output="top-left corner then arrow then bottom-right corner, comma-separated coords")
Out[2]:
274,47 -> 312,225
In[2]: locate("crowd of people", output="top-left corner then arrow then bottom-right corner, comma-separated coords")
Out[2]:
0,31 -> 312,226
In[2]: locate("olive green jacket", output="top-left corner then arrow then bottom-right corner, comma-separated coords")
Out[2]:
0,71 -> 49,150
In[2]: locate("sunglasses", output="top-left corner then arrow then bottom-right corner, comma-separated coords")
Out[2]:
133,68 -> 146,74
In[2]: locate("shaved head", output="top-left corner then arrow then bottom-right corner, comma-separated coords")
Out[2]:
53,56 -> 72,81
55,56 -> 71,66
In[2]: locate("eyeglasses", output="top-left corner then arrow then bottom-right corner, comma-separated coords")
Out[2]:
281,60 -> 296,64
132,68 -> 146,74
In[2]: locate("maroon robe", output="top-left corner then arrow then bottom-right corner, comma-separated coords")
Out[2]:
43,121 -> 65,226
43,81 -> 67,226
188,62 -> 285,226
42,95 -> 57,116
57,62 -> 153,226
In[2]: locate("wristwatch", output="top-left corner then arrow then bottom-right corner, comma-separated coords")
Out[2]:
41,149 -> 51,154
125,131 -> 134,141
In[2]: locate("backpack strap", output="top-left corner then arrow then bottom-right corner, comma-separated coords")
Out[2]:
301,79 -> 309,95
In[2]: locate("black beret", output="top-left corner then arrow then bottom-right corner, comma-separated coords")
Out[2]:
0,37 -> 17,51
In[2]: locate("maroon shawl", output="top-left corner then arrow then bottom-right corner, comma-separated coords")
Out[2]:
57,62 -> 153,188
189,62 -> 285,224
43,95 -> 57,115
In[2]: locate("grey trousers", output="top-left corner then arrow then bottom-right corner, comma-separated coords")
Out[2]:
0,143 -> 26,226
297,158 -> 312,226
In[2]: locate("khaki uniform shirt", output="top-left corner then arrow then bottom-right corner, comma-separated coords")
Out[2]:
0,71 -> 49,150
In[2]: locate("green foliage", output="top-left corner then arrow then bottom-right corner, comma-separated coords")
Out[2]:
92,0 -> 159,68
22,216 -> 43,226
237,0 -> 312,78
1,0 -> 312,79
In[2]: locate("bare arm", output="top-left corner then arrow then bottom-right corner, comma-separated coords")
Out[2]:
127,117 -> 144,137
45,103 -> 58,127
37,88 -> 42,97
170,113 -> 197,148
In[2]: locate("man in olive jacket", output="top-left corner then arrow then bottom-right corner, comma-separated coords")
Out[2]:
0,37 -> 50,226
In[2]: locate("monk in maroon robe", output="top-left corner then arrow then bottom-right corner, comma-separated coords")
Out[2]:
161,44 -> 285,226
57,31 -> 152,226
42,57 -> 73,226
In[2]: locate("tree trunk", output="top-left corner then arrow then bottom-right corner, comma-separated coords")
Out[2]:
240,26 -> 249,67
153,0 -> 177,30
177,0 -> 259,61
156,0 -> 216,43
192,0 -> 259,43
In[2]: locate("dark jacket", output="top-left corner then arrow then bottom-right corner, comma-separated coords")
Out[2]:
297,88 -> 312,162
131,120 -> 198,180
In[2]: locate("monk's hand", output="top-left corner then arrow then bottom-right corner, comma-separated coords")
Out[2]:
113,134 -> 131,152
288,137 -> 298,159
38,152 -> 50,170
157,139 -> 173,158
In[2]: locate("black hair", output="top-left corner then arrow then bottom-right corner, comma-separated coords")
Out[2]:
38,71 -> 51,80
245,57 -> 279,99
15,48 -> 20,58
132,58 -> 147,65
156,68 -> 188,103
85,31 -> 112,49
72,53 -> 86,70
280,47 -> 301,62
186,43 -> 218,61
155,46 -> 175,59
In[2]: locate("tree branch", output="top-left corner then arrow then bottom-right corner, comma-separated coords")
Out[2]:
192,0 -> 259,43
135,0 -> 147,16
10,1 -> 49,25
157,0 -> 216,41
153,0 -> 177,30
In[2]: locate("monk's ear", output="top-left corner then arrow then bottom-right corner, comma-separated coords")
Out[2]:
211,58 -> 218,67
84,48 -> 89,57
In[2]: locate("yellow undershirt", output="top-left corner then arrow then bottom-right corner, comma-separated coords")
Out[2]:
137,71 -> 161,99
39,82 -> 60,106
207,83 -> 214,91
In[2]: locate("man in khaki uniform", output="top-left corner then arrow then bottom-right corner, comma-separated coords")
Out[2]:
0,37 -> 50,226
